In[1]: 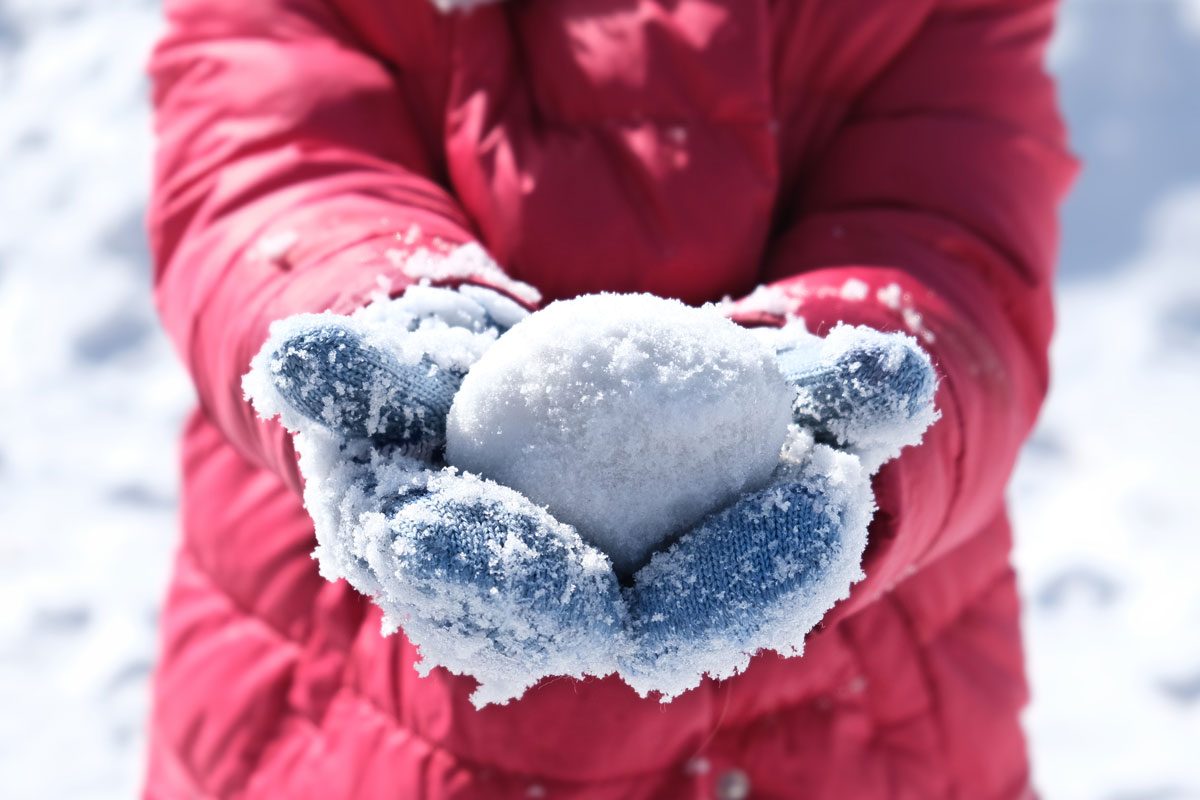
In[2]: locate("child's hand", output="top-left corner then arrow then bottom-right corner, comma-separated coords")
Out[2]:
618,325 -> 938,699
246,287 -> 625,707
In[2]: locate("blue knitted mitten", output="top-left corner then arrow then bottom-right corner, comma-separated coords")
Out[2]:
245,286 -> 624,707
618,324 -> 938,699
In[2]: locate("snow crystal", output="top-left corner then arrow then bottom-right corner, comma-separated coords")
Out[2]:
445,293 -> 795,576
725,283 -> 794,317
874,283 -> 935,343
840,278 -> 870,301
877,283 -> 904,310
253,229 -> 298,264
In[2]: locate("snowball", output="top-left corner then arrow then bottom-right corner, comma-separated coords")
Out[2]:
445,293 -> 795,575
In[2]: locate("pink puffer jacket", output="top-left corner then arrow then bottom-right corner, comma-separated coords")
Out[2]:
145,0 -> 1076,796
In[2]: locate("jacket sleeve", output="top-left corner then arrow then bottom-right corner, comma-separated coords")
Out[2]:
148,0 -> 518,489
737,0 -> 1077,615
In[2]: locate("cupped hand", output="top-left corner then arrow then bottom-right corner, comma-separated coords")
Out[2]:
247,286 -> 625,706
619,322 -> 938,699
247,292 -> 937,706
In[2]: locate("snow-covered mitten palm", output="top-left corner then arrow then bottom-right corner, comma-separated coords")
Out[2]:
618,323 -> 938,699
243,285 -> 625,707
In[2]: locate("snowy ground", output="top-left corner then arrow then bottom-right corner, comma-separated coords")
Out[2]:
0,1 -> 1196,797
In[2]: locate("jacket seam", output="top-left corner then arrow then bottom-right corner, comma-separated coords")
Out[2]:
323,684 -> 690,787
886,592 -> 958,799
180,540 -> 309,649
886,564 -> 1018,800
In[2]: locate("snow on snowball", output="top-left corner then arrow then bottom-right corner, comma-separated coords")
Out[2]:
445,293 -> 794,575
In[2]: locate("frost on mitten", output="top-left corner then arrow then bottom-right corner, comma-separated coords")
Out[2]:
619,433 -> 874,700
245,286 -> 939,706
610,319 -> 939,700
244,285 -> 627,707
778,324 -> 939,471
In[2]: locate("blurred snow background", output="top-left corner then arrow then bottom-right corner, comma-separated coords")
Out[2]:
0,0 -> 1196,797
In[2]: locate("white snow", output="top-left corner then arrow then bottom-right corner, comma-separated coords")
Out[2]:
292,431 -> 625,708
387,241 -> 542,307
247,294 -> 926,705
876,283 -> 903,310
723,283 -> 794,317
446,293 -> 794,575
3,0 -> 1199,796
0,2 -> 192,797
840,278 -> 870,301
252,229 -> 299,264
1013,188 -> 1200,799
